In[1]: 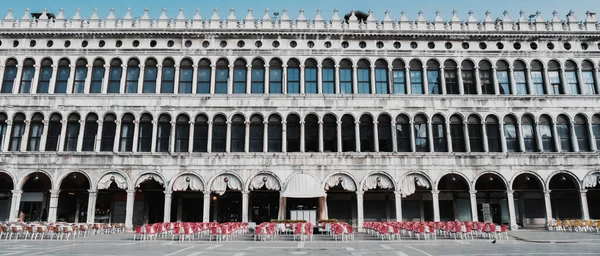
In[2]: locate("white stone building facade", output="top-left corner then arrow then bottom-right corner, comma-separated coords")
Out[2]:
0,8 -> 600,230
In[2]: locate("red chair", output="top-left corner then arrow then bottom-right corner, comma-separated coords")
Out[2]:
143,225 -> 156,240
133,226 -> 144,241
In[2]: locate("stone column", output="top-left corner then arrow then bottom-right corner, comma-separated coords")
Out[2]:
58,119 -> 68,152
457,67 -> 464,95
552,123 -> 562,152
543,68 -> 552,95
94,120 -> 103,152
38,120 -> 49,152
169,121 -> 176,153
1,121 -> 12,152
535,122 -> 544,152
191,64 -> 198,94
282,65 -> 288,94
76,120 -> 86,152
334,65 -> 340,94
422,67 -> 429,95
242,191 -> 249,222
66,65 -> 76,94
173,65 -> 180,94
20,120 -> 30,152
318,121 -> 324,152
227,65 -> 234,94
203,193 -> 210,222
427,121 -> 434,152
356,191 -> 364,232
225,121 -> 232,153
118,64 -> 126,94
8,190 -> 22,222
317,64 -> 323,94
470,190 -> 478,222
580,190 -> 590,220
47,65 -> 58,94
87,190 -> 97,224
409,121 -> 416,152
525,68 -> 534,95
394,191 -> 402,221
440,66 -> 447,95
244,121 -> 250,152
499,122 -> 507,152
300,121 -> 305,152
299,64 -> 306,94
336,121 -> 342,152
47,189 -> 60,222
445,121 -> 453,153
112,120 -> 121,152
137,64 -> 145,94
246,64 -> 252,94
463,121 -> 471,152
207,121 -> 213,153
163,191 -> 172,222
492,68 -> 500,95
354,121 -> 361,152
509,68 -> 518,95
12,65 -> 23,94
155,64 -> 163,94
482,121 -> 489,152
507,190 -> 518,230
544,190 -> 553,226
373,121 -> 379,152
432,190 -> 440,222
101,64 -> 110,94
352,65 -> 359,94
83,64 -> 93,94
209,64 -> 216,94
263,121 -> 269,153
281,121 -> 287,153
391,121 -> 398,152
588,122 -> 597,152
131,121 -> 139,152
474,67 -> 482,95
517,121 -> 526,152
150,120 -> 158,152
264,65 -> 270,94
371,65 -> 377,94
405,67 -> 411,94
570,121 -> 580,152
125,190 -> 135,229
594,67 -> 600,95
560,69 -> 568,95
188,121 -> 195,153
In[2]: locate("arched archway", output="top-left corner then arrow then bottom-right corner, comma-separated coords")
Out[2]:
210,173 -> 243,222
171,173 -> 205,222
57,172 -> 90,223
399,173 -> 433,222
247,172 -> 281,223
437,173 -> 471,221
324,173 -> 358,225
474,173 -> 508,225
21,171 -> 52,222
95,172 -> 129,224
548,172 -> 582,220
583,171 -> 600,219
134,173 -> 166,225
0,171 -> 14,221
362,173 -> 396,222
512,172 -> 546,228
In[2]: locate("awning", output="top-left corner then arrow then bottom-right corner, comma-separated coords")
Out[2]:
281,173 -> 326,198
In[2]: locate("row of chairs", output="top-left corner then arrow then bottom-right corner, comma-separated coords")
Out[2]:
0,222 -> 126,240
329,222 -> 354,241
549,220 -> 600,233
133,222 -> 248,241
364,221 -> 508,241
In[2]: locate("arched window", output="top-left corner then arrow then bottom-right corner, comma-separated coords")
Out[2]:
73,59 -> 88,93
249,114 -> 264,152
197,59 -> 211,94
143,58 -> 158,93
462,60 -> 476,94
357,59 -> 371,94
426,60 -> 440,94
269,59 -> 283,94
45,113 -> 63,151
581,60 -> 596,95
156,114 -> 171,152
37,58 -> 52,93
212,115 -> 227,152
1,59 -> 18,93
340,59 -> 354,94
64,113 -> 80,151
359,115 -> 374,152
230,114 -> 245,152
107,58 -> 122,93
322,59 -> 335,94
304,114 -> 319,152
531,60 -> 546,95
323,114 -> 337,152
175,114 -> 190,152
444,60 -> 459,94
564,60 -> 580,95
557,115 -> 572,152
27,113 -> 44,151
378,114 -> 392,152
521,115 -> 537,152
119,114 -> 134,152
414,114 -> 428,152
513,60 -> 528,95
179,58 -> 193,94
82,114 -> 98,152
138,114 -> 152,152
450,115 -> 465,152
19,58 -> 35,93
8,113 -> 25,151
468,115 -> 484,152
375,59 -> 389,94
539,115 -> 555,152
161,58 -> 176,93
268,115 -> 282,152
286,114 -> 301,152
251,59 -> 265,94
90,58 -> 105,93
504,115 -> 520,152
305,59 -> 318,94
125,58 -> 140,93
574,114 -> 590,152
54,58 -> 70,93
287,59 -> 300,94
396,114 -> 411,152
592,114 -> 600,149
479,60 -> 494,94
486,115 -> 501,152
341,115 -> 356,152
432,114 -> 446,152
215,59 -> 229,94
548,60 -> 564,95
409,60 -> 423,94
0,113 -> 6,150
496,60 -> 511,95
193,114 -> 209,152
233,59 -> 247,94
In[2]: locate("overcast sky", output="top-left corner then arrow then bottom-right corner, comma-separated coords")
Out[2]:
0,0 -> 598,21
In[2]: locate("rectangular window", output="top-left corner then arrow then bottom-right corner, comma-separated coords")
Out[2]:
357,68 -> 370,94
107,66 -> 122,93
575,124 -> 590,152
251,68 -> 264,94
504,124 -> 518,152
100,122 -> 115,151
396,123 -> 410,152
215,68 -> 228,94
497,71 -> 510,95
450,124 -> 465,152
64,122 -> 80,151
156,123 -> 171,152
20,66 -> 35,93
548,71 -> 562,94
565,71 -> 579,95
197,68 -> 211,94
287,68 -> 300,94
268,124 -> 283,152
427,70 -> 440,94
233,68 -> 246,94
138,123 -> 152,152
514,71 -> 528,95
37,66 -> 52,94
531,71 -> 545,95
45,123 -> 61,151
410,70 -> 423,95
119,123 -> 134,152
557,124 -> 572,151
90,66 -> 104,93
432,124 -> 445,152
340,68 -> 353,94
1,66 -> 17,93
9,123 -> 24,151
582,71 -> 596,95
73,66 -> 87,93
486,124 -> 501,152
392,70 -> 406,94
193,123 -> 208,152
160,66 -> 175,93
414,123 -> 428,152
179,67 -> 193,94
305,68 -> 317,94
522,124 -> 536,152
143,67 -> 157,93
468,124 -> 483,152
375,68 -> 389,94
175,125 -> 189,152
462,70 -> 476,94
287,123 -> 300,152
54,66 -> 70,93
82,121 -> 98,152
322,68 -> 335,94
445,69 -> 459,94
27,123 -> 43,151
0,122 -> 6,151
480,70 -> 494,94
539,124 -> 554,152
249,125 -> 263,152
593,124 -> 600,151
269,68 -> 282,94
125,66 -> 139,93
